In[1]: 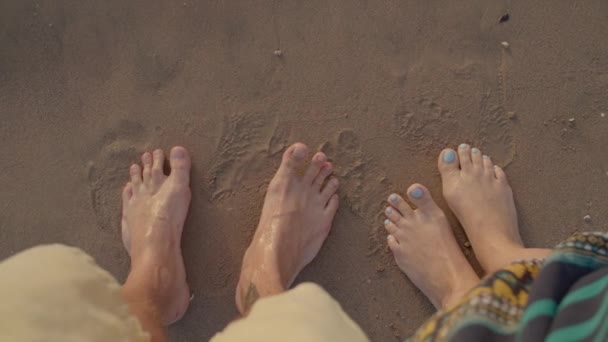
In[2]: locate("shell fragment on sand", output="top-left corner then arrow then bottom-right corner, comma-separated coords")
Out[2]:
584,215 -> 592,223
501,41 -> 510,48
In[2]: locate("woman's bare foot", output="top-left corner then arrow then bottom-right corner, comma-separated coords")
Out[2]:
384,184 -> 479,310
235,143 -> 340,315
121,146 -> 191,331
438,144 -> 550,274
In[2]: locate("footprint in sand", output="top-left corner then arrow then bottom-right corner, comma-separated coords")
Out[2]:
208,111 -> 291,201
88,120 -> 146,231
324,130 -> 393,256
394,57 -> 515,166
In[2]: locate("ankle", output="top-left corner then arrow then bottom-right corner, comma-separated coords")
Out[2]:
236,262 -> 287,314
438,282 -> 476,310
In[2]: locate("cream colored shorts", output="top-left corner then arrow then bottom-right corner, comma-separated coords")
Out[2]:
0,245 -> 369,342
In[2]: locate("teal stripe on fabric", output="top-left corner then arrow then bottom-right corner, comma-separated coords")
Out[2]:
519,299 -> 557,326
595,311 -> 608,342
547,251 -> 608,270
558,274 -> 608,311
547,291 -> 608,342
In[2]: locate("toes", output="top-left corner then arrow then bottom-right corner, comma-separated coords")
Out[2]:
304,152 -> 327,183
278,143 -> 309,176
130,164 -> 142,185
406,184 -> 437,212
321,177 -> 339,204
384,205 -> 403,223
141,152 -> 153,183
494,165 -> 508,182
122,183 -> 133,203
169,146 -> 191,185
152,149 -> 166,179
438,148 -> 460,179
387,193 -> 413,216
470,147 -> 483,167
457,143 -> 472,169
324,194 -> 339,216
384,219 -> 399,236
387,234 -> 401,253
482,155 -> 494,175
313,162 -> 333,189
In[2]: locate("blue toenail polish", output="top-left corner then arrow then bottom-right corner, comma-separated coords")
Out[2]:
386,207 -> 393,215
459,143 -> 469,149
411,187 -> 424,199
390,194 -> 398,203
472,148 -> 480,154
384,219 -> 390,225
443,150 -> 456,163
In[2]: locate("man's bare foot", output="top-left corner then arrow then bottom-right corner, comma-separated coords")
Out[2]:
384,184 -> 479,309
235,143 -> 340,315
121,146 -> 191,326
438,145 -> 550,274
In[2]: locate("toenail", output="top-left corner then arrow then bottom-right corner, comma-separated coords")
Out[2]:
316,154 -> 327,163
459,143 -> 469,149
443,150 -> 456,163
411,187 -> 424,199
171,148 -> 186,159
483,155 -> 489,160
385,207 -> 393,215
472,148 -> 480,154
390,194 -> 398,203
384,219 -> 390,225
293,145 -> 306,160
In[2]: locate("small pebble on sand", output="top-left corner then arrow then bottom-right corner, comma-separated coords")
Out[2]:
584,215 -> 592,223
501,41 -> 510,48
273,49 -> 283,57
601,112 -> 606,118
568,118 -> 576,123
507,111 -> 517,120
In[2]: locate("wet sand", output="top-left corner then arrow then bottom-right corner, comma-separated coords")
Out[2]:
1,1 -> 608,340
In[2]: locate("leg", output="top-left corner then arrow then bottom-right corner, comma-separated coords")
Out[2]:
235,143 -> 340,314
384,184 -> 480,309
438,145 -> 551,274
121,146 -> 192,341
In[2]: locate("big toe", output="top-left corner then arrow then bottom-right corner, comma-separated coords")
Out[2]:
278,143 -> 309,176
438,148 -> 459,180
169,146 -> 191,184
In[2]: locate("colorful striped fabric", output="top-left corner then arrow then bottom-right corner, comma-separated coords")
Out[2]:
409,232 -> 608,342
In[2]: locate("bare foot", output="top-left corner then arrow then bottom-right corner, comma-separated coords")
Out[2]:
384,184 -> 479,309
235,143 -> 340,314
438,144 -> 550,274
121,147 -> 191,325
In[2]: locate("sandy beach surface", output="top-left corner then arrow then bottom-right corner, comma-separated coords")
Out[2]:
1,1 -> 607,340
